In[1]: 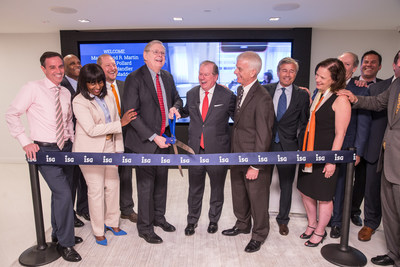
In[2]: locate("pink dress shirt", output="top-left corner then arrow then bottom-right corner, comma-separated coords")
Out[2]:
6,77 -> 74,147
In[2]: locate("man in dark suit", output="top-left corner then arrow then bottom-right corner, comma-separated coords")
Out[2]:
97,54 -> 138,224
61,54 -> 89,227
122,40 -> 182,244
264,57 -> 309,236
180,61 -> 236,236
351,50 -> 383,227
222,51 -> 274,253
330,52 -> 370,238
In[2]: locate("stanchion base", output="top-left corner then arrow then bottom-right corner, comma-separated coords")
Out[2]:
19,242 -> 60,266
321,243 -> 367,267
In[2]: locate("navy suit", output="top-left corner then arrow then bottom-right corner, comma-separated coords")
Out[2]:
331,78 -> 370,227
60,76 -> 89,217
264,83 -> 309,225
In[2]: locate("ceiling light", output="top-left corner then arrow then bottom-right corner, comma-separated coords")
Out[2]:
273,3 -> 300,11
78,19 -> 90,23
50,7 -> 77,14
269,17 -> 280,21
173,17 -> 183,21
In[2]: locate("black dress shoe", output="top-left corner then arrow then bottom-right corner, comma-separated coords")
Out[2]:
139,232 -> 163,244
77,212 -> 90,221
52,236 -> 83,244
207,222 -> 218,234
330,225 -> 341,238
56,244 -> 82,262
185,223 -> 197,236
371,254 -> 395,266
244,239 -> 263,253
121,211 -> 138,223
222,226 -> 250,236
74,217 -> 84,228
154,221 -> 176,232
351,214 -> 363,226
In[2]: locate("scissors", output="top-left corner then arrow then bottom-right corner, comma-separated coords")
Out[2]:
163,114 -> 195,177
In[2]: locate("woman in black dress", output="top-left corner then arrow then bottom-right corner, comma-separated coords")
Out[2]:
297,58 -> 351,247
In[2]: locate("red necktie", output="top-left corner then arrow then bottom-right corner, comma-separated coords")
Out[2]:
156,74 -> 166,135
200,91 -> 209,149
54,87 -> 65,150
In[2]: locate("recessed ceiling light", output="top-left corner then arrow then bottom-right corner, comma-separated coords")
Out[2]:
50,6 -> 77,14
204,10 -> 212,13
269,17 -> 280,21
78,19 -> 90,23
273,3 -> 300,11
173,17 -> 183,21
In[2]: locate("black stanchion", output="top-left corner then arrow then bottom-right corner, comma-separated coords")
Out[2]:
19,164 -> 60,266
321,148 -> 367,266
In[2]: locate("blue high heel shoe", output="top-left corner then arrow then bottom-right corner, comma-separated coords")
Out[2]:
105,225 -> 127,236
95,236 -> 107,246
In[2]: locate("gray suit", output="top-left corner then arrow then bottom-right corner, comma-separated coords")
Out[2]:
180,84 -> 236,224
353,77 -> 400,266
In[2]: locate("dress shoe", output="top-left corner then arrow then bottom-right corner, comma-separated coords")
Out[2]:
105,225 -> 127,236
77,212 -> 90,221
222,226 -> 250,236
351,214 -> 363,226
52,236 -> 83,245
304,231 -> 327,247
154,221 -> 176,232
95,236 -> 107,246
244,239 -> 263,253
74,217 -> 84,228
207,222 -> 218,234
330,225 -> 341,239
278,224 -> 289,236
139,232 -> 163,244
185,223 -> 197,236
358,226 -> 375,241
371,254 -> 395,266
56,244 -> 82,262
121,211 -> 138,223
300,225 -> 315,239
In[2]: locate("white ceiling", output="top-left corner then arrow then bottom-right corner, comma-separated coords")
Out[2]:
1,0 -> 400,33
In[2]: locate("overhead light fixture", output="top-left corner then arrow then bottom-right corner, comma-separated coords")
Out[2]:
50,7 -> 77,14
269,17 -> 280,21
173,17 -> 183,21
78,19 -> 90,23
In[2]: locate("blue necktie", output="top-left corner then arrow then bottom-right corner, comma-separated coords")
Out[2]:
275,87 -> 287,143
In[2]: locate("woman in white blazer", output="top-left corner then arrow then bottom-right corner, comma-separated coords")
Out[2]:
72,64 -> 136,246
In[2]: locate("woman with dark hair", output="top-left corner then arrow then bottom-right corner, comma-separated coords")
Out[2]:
297,58 -> 351,247
72,64 -> 136,245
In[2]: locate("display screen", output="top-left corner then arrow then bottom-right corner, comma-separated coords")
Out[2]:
80,41 -> 292,122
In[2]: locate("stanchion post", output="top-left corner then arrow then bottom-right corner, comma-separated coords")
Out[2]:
321,148 -> 367,266
18,163 -> 60,266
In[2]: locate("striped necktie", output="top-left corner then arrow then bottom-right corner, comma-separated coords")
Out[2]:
156,74 -> 166,135
55,87 -> 65,150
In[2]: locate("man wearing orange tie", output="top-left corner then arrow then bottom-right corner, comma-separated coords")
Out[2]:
97,54 -> 138,224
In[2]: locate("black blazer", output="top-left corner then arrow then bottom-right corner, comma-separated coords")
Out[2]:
264,83 -> 309,151
122,65 -> 182,153
60,76 -> 76,100
180,84 -> 236,154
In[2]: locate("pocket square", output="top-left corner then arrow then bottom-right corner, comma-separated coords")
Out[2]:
214,104 -> 223,107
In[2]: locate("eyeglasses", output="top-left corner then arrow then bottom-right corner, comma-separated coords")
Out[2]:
147,49 -> 166,56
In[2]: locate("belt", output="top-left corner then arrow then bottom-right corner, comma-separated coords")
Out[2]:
34,140 -> 71,147
106,134 -> 113,140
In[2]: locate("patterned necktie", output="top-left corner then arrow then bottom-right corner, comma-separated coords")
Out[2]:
111,84 -> 121,117
275,87 -> 287,143
396,92 -> 400,115
200,91 -> 209,149
236,86 -> 244,111
55,87 -> 65,150
156,74 -> 166,135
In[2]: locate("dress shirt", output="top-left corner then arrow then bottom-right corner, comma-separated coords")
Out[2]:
359,76 -> 377,85
6,77 -> 74,147
106,81 -> 121,104
65,75 -> 78,91
93,96 -> 112,123
273,83 -> 292,115
199,84 -> 215,115
238,79 -> 258,107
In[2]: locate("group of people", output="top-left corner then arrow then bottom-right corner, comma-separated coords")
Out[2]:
5,40 -> 400,266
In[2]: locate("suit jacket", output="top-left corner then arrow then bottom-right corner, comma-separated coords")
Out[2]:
180,84 -> 236,154
342,78 -> 370,156
72,93 -> 123,153
354,77 -> 400,185
122,65 -> 182,153
116,80 -> 125,100
231,81 -> 274,168
264,83 -> 309,151
60,76 -> 76,100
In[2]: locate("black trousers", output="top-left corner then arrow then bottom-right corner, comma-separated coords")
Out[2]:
119,163 -> 135,216
351,157 -> 366,216
187,148 -> 228,224
71,165 -> 88,214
